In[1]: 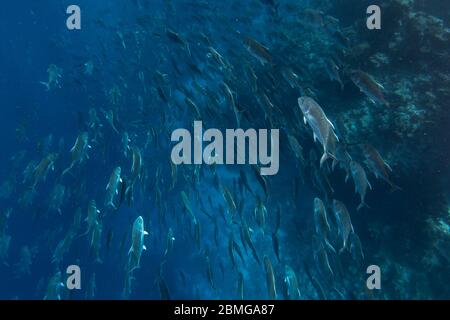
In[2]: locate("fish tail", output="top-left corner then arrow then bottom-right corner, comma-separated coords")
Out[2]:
61,165 -> 73,177
39,81 -> 50,91
357,201 -> 370,211
388,181 -> 402,193
106,201 -> 117,210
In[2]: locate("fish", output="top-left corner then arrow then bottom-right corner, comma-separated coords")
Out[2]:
166,28 -> 190,55
61,132 -> 90,176
245,64 -> 258,92
164,228 -> 175,258
350,70 -> 389,106
251,165 -> 269,200
207,46 -> 229,70
206,256 -> 215,290
170,161 -> 177,190
313,197 -> 332,244
40,64 -> 62,91
222,186 -> 237,217
105,167 -> 122,209
263,256 -> 277,300
362,144 -> 400,191
323,58 -> 343,90
104,109 -> 119,134
194,220 -> 201,250
349,232 -> 364,264
332,142 -> 352,173
237,272 -> 244,300
43,271 -> 64,300
284,265 -> 301,300
332,200 -> 354,253
348,161 -> 372,210
313,241 -> 334,280
128,216 -> 149,272
272,233 -> 280,262
254,197 -> 267,234
130,146 -> 142,184
298,97 -> 339,166
52,230 -> 75,264
32,153 -> 59,189
228,234 -> 236,268
48,184 -> 66,215
185,97 -> 202,118
244,37 -> 273,66
281,67 -> 303,90
121,132 -> 131,158
156,276 -> 171,300
287,134 -> 304,162
105,228 -> 114,255
89,220 -> 103,263
241,218 -> 260,265
222,82 -> 241,127
181,191 -> 197,223
239,169 -> 254,196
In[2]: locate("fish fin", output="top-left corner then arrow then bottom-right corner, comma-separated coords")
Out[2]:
385,161 -> 393,172
320,153 -> 328,167
327,119 -> 335,130
61,166 -> 72,177
143,231 -> 149,235
324,239 -> 336,254
357,202 -> 370,211
303,116 -> 307,125
367,180 -> 373,190
388,182 -> 402,193
39,81 -> 50,91
143,245 -> 147,251
332,159 -> 337,171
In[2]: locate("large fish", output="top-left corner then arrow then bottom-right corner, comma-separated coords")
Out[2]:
313,198 -> 336,253
362,144 -> 400,191
350,70 -> 389,106
263,256 -> 277,300
332,200 -> 354,253
128,216 -> 149,272
298,97 -> 339,166
62,132 -> 90,176
105,167 -> 122,209
348,161 -> 372,210
32,153 -> 58,189
284,265 -> 301,300
244,37 -> 273,66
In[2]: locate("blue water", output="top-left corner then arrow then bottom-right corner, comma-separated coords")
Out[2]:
0,0 -> 449,300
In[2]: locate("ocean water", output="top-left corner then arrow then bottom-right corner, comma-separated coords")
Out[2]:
0,0 -> 449,300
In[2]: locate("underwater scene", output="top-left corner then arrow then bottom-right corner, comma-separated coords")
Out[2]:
0,0 -> 449,300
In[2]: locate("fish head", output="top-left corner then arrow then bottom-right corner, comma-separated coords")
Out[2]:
297,96 -> 313,116
133,216 -> 144,232
313,197 -> 323,209
349,161 -> 359,173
